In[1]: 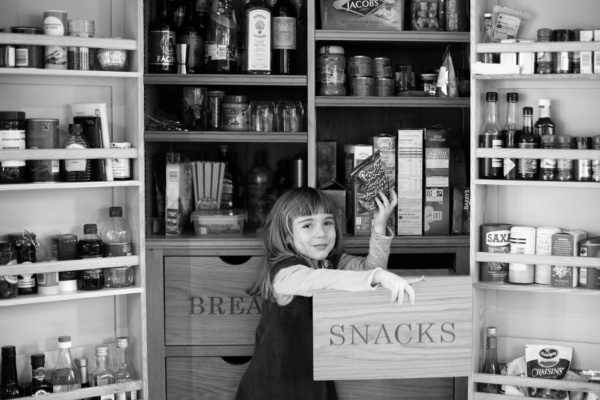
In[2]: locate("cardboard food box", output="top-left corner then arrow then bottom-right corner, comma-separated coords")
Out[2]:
321,0 -> 405,31
165,153 -> 195,236
424,127 -> 450,235
550,229 -> 587,287
345,144 -> 373,235
321,180 -> 347,235
372,134 -> 396,232
317,141 -> 337,189
397,129 -> 423,236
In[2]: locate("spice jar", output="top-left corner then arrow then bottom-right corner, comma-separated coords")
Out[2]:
0,111 -> 27,184
420,73 -> 437,96
570,30 -> 581,74
556,136 -> 574,181
0,241 -> 18,299
536,28 -> 553,74
318,46 -> 346,96
592,135 -> 600,182
553,29 -> 571,74
222,95 -> 249,131
539,135 -> 557,181
10,26 -> 44,68
9,231 -> 38,296
574,136 -> 592,181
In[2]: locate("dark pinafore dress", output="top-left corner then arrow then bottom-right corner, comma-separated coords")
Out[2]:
235,256 -> 338,400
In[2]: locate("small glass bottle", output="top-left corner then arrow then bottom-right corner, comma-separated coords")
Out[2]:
62,123 -> 91,182
478,326 -> 501,393
30,354 -> 53,395
1,346 -> 24,398
77,224 -> 105,291
206,0 -> 238,73
536,28 -> 553,74
51,336 -> 81,392
91,345 -> 114,398
556,136 -> 574,181
479,92 -> 503,179
517,107 -> 539,180
481,13 -> 497,64
535,99 -> 556,181
100,207 -> 134,288
113,337 -> 137,400
534,99 -> 555,138
540,135 -> 557,181
246,151 -> 272,231
574,136 -> 592,182
502,93 -> 520,180
75,357 -> 91,389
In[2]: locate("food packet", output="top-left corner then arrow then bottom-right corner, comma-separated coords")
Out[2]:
491,6 -> 530,42
436,45 -> 457,97
350,151 -> 389,214
525,345 -> 573,400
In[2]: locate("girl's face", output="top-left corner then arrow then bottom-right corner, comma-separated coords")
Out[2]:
291,213 -> 336,261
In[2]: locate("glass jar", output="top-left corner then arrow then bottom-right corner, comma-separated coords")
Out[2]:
249,100 -> 275,132
0,111 -> 26,184
275,100 -> 304,132
8,232 -> 38,295
556,136 -> 574,181
0,241 -> 18,299
222,95 -> 249,131
318,46 -> 346,96
539,135 -> 557,181
419,73 -> 437,96
536,28 -> 553,74
553,29 -> 571,73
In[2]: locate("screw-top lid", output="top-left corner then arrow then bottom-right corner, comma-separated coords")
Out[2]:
537,28 -> 552,39
83,224 -> 97,234
556,135 -> 574,146
0,111 -> 26,121
486,326 -> 497,335
11,26 -> 43,35
69,123 -> 83,134
1,346 -> 16,356
109,206 -> 123,217
58,336 -> 72,348
31,353 -> 45,366
507,93 -> 518,102
538,99 -> 551,108
523,107 -> 533,115
207,90 -> 226,97
319,45 -> 345,55
574,136 -> 591,149
541,135 -> 557,144
75,357 -> 88,367
570,29 -> 581,41
223,95 -> 248,104
485,92 -> 497,101
116,337 -> 130,348
95,345 -> 109,356
483,13 -> 492,18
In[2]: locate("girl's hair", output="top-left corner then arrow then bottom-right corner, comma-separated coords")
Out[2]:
247,187 -> 344,301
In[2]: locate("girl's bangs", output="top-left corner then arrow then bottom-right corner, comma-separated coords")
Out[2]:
295,191 -> 336,218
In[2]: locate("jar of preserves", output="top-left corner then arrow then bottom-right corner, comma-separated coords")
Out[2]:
8,231 -> 38,295
0,111 -> 26,184
556,136 -> 574,181
0,241 -> 18,299
318,46 -> 346,96
222,95 -> 249,131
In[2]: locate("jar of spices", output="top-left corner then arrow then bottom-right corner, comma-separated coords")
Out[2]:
536,28 -> 553,74
556,136 -> 574,181
553,29 -> 571,73
574,136 -> 592,181
318,46 -> 346,96
222,95 -> 249,131
0,241 -> 18,299
207,90 -> 226,131
539,135 -> 557,181
8,231 -> 37,295
592,135 -> 600,182
570,30 -> 581,74
0,111 -> 27,184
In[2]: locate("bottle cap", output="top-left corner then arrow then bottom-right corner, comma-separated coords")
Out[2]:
109,206 -> 123,217
523,107 -> 533,115
95,345 -> 109,356
117,337 -> 130,348
31,353 -> 45,365
75,357 -> 88,367
574,136 -> 591,149
58,336 -> 72,348
319,45 -> 345,55
538,99 -> 551,108
83,224 -> 97,234
537,28 -> 552,39
69,123 -> 83,134
507,93 -> 518,102
484,13 -> 492,18
1,346 -> 17,356
486,326 -> 497,335
485,92 -> 497,101
0,111 -> 26,121
556,135 -> 574,147
223,95 -> 248,104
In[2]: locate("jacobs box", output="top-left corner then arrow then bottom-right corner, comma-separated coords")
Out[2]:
321,0 -> 405,31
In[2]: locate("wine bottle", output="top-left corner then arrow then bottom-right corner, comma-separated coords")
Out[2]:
177,0 -> 204,73
272,0 -> 297,74
149,0 -> 177,73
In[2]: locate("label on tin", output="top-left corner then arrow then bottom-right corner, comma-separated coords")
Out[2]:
0,129 -> 26,167
44,46 -> 67,69
43,15 -> 66,36
104,242 -> 133,257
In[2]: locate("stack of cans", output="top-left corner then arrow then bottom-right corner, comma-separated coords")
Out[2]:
347,56 -> 395,97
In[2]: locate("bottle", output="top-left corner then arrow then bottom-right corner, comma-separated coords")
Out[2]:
272,0 -> 297,75
177,0 -> 204,73
217,145 -> 235,209
535,99 -> 557,181
206,0 -> 238,73
75,357 -> 91,389
30,354 -> 53,395
172,0 -> 187,27
0,346 -> 24,398
536,28 -> 553,74
478,326 -> 501,393
534,99 -> 555,138
62,123 -> 91,182
99,207 -> 134,288
149,0 -> 177,73
246,151 -> 272,231
481,13 -> 497,63
77,224 -> 105,291
51,336 -> 81,392
244,0 -> 272,74
113,337 -> 137,400
502,93 -> 520,180
517,107 -> 539,180
91,346 -> 114,400
479,92 -> 503,179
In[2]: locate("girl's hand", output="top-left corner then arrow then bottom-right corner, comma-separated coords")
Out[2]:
373,270 -> 424,306
372,189 -> 398,236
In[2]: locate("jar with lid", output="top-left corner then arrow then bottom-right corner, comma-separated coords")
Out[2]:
77,224 -> 105,291
592,135 -> 600,182
8,231 -> 38,295
318,46 -> 346,96
570,30 -> 581,73
574,136 -> 592,182
208,90 -> 226,131
419,73 -> 437,96
536,28 -> 553,74
0,111 -> 27,184
539,135 -> 557,181
0,241 -> 18,299
553,29 -> 571,73
222,95 -> 249,131
556,136 -> 574,181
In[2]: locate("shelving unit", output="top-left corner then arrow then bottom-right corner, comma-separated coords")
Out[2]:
470,0 -> 600,398
0,0 -> 146,398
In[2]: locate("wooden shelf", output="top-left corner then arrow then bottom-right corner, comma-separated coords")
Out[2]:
473,179 -> 600,188
144,73 -> 307,86
0,148 -> 139,161
0,256 -> 140,275
17,381 -> 142,400
474,281 -> 600,296
477,41 -> 600,54
0,180 -> 141,192
0,33 -> 137,50
474,74 -> 600,81
316,96 -> 470,108
145,131 -> 308,143
476,148 -> 600,160
473,373 -> 600,394
0,286 -> 143,307
0,68 -> 140,79
316,30 -> 470,43
476,252 -> 600,268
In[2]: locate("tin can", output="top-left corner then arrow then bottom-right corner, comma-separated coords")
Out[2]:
372,57 -> 393,78
26,118 -> 60,183
394,64 -> 410,94
374,78 -> 395,97
349,76 -> 374,96
111,142 -> 132,180
579,237 -> 600,289
43,10 -> 68,70
208,91 -> 225,131
508,226 -> 536,284
347,56 -> 372,77
480,223 -> 512,283
10,27 -> 44,68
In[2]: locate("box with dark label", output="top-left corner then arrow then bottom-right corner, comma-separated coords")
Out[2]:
317,141 -> 337,189
344,144 -> 373,235
424,187 -> 450,236
373,134 -> 396,232
321,180 -> 347,235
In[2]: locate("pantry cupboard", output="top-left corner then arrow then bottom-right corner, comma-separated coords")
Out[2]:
471,0 -> 600,398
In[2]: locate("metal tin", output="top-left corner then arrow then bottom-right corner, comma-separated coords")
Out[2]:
480,223 -> 512,283
208,90 -> 225,131
347,55 -> 372,77
349,76 -> 374,96
374,78 -> 395,97
43,10 -> 68,70
26,118 -> 60,183
10,27 -> 44,68
579,237 -> 600,289
0,45 -> 16,68
372,57 -> 393,78
111,142 -> 132,180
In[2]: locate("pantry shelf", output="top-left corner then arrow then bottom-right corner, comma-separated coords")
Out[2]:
475,252 -> 600,268
15,381 -> 143,400
0,32 -> 137,50
473,179 -> 600,188
315,30 -> 470,43
473,281 -> 600,296
0,180 -> 142,191
473,373 -> 600,393
474,74 -> 600,81
477,41 -> 600,54
0,256 -> 140,275
0,286 -> 143,307
144,74 -> 308,86
315,96 -> 470,107
0,68 -> 140,79
145,131 -> 308,143
0,148 -> 139,161
476,148 -> 600,160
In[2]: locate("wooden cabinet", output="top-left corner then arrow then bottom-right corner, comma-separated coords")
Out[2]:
0,0 -> 147,398
470,0 -> 600,398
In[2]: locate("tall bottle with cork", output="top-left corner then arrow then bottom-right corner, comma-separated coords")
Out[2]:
517,107 -> 539,180
244,0 -> 272,74
272,0 -> 297,74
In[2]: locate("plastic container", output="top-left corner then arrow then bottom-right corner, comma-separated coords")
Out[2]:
222,95 -> 249,131
191,209 -> 247,236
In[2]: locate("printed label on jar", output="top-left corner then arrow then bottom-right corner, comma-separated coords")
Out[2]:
65,143 -> 87,172
1,129 -> 26,167
104,242 -> 133,257
18,274 -> 35,288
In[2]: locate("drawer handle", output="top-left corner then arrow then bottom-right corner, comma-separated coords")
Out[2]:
219,256 -> 253,265
222,356 -> 252,366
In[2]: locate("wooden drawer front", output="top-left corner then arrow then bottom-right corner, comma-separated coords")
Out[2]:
165,256 -> 262,346
336,378 -> 454,400
166,356 -> 250,399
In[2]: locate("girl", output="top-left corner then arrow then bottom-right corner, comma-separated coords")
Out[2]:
236,187 -> 424,400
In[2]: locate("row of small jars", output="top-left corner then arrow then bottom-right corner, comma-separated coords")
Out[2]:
538,135 -> 600,182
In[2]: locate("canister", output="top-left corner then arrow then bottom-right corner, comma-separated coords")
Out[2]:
374,78 -> 395,96
0,111 -> 27,184
508,226 -> 536,284
579,237 -> 600,289
222,95 -> 249,131
349,76 -> 373,96
111,142 -> 132,180
480,223 -> 512,283
318,46 -> 346,96
535,226 -> 561,284
208,90 -> 226,131
51,233 -> 78,292
43,10 -> 68,70
372,57 -> 393,78
10,27 -> 44,68
420,73 -> 437,96
26,118 -> 60,183
347,56 -> 372,77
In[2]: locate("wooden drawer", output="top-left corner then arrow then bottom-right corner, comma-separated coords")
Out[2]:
165,256 -> 262,346
166,356 -> 251,399
336,378 -> 454,400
